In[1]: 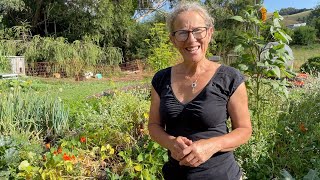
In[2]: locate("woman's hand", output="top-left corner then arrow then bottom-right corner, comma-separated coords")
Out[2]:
179,138 -> 222,167
169,136 -> 193,161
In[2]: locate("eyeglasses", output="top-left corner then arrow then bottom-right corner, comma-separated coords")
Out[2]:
172,27 -> 208,42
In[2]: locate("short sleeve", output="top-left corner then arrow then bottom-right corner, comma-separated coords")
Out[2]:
228,67 -> 245,97
214,66 -> 245,98
151,67 -> 171,96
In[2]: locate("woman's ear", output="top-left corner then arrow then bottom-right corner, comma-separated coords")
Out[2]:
208,27 -> 214,42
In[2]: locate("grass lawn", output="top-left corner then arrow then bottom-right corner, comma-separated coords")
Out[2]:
291,43 -> 320,71
28,72 -> 151,100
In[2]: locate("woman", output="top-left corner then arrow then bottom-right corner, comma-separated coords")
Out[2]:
148,2 -> 252,180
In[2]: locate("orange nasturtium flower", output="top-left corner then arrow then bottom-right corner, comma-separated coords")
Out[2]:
80,136 -> 86,143
63,153 -> 76,161
260,7 -> 267,22
63,153 -> 71,161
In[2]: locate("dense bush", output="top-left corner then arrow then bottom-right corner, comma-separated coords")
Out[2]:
292,26 -> 317,45
300,56 -> 320,75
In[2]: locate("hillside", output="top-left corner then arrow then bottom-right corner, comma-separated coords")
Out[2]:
267,10 -> 312,26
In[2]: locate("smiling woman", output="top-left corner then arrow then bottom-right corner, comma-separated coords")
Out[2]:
148,2 -> 252,180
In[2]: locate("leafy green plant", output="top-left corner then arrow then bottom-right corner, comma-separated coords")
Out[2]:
300,56 -> 320,75
231,7 -> 294,128
116,136 -> 167,179
146,23 -> 179,71
0,133 -> 43,179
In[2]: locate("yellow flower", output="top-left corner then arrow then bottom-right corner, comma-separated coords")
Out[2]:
260,7 -> 267,22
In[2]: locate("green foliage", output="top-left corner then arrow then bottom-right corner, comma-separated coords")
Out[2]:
0,134 -> 42,179
292,26 -> 317,45
23,35 -> 123,77
0,51 -> 10,73
116,136 -> 167,179
0,87 -> 69,137
213,29 -> 241,60
236,78 -> 320,179
146,23 -> 179,71
102,47 -> 124,65
231,8 -> 294,129
74,90 -> 150,147
274,81 -> 320,178
307,5 -> 320,38
300,56 -> 320,75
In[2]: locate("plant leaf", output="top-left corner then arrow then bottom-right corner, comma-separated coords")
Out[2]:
230,16 -> 245,22
134,164 -> 142,172
18,160 -> 30,171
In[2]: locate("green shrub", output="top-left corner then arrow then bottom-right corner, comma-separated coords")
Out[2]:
300,56 -> 320,75
146,23 -> 179,71
292,26 -> 317,45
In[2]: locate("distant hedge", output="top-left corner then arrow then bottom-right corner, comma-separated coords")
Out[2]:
300,56 -> 320,75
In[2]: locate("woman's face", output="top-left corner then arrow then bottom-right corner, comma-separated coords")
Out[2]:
170,11 -> 213,64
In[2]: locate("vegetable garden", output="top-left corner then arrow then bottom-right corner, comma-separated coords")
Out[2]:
1,0 -> 320,179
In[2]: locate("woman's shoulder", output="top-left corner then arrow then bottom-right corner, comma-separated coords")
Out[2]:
154,67 -> 171,76
152,67 -> 172,81
217,64 -> 243,78
213,64 -> 245,96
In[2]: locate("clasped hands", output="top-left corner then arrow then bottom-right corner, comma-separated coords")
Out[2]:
169,136 -> 220,167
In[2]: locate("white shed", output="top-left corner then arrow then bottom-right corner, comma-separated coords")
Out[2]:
6,56 -> 25,75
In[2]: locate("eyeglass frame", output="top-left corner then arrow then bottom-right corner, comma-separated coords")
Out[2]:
171,27 -> 209,42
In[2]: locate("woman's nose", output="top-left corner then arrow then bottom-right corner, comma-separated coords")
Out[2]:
187,32 -> 197,42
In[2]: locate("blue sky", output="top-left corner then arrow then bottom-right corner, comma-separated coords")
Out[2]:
264,0 -> 319,12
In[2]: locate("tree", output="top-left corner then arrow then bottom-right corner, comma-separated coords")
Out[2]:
292,26 -> 317,45
307,5 -> 320,38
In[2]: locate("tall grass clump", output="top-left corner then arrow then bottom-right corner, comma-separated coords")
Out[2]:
0,88 -> 69,137
0,51 -> 10,73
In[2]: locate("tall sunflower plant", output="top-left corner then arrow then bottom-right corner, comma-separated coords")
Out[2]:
230,5 -> 294,126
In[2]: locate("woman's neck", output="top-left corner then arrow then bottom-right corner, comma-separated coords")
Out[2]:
180,58 -> 209,76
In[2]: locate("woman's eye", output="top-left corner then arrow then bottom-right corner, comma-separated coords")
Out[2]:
177,31 -> 188,36
193,28 -> 203,34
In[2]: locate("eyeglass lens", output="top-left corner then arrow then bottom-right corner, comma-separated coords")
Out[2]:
174,27 -> 207,41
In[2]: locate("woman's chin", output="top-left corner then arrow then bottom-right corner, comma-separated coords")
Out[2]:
183,55 -> 205,64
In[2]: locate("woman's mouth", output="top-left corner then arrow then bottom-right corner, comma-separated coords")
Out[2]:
185,46 -> 200,53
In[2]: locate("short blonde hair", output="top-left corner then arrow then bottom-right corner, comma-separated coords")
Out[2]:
166,2 -> 214,33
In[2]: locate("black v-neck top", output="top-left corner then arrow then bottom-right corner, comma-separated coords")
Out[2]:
152,65 -> 245,180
